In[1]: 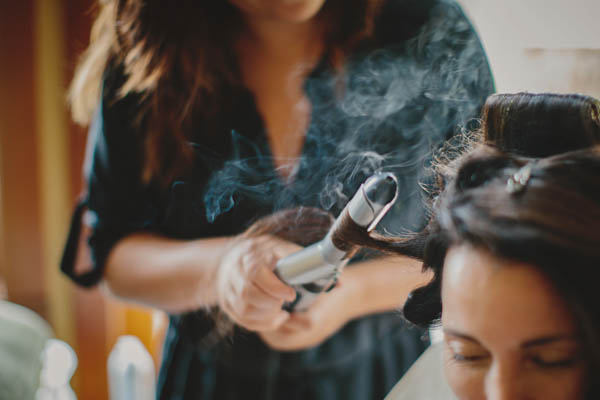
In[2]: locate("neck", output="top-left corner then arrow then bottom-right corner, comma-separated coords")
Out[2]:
237,15 -> 325,64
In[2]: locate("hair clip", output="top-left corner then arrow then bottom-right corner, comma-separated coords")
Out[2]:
506,164 -> 532,194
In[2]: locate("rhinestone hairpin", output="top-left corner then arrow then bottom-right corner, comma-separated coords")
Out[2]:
506,164 -> 532,194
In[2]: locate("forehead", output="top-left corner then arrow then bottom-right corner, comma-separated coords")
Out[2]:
441,245 -> 577,344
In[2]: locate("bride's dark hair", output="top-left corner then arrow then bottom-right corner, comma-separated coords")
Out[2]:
344,92 -> 600,397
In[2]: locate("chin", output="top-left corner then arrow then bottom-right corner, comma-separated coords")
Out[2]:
233,0 -> 326,23
274,0 -> 326,22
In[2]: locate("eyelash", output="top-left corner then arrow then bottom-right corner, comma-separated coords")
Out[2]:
451,353 -> 488,363
530,356 -> 579,369
452,354 -> 579,369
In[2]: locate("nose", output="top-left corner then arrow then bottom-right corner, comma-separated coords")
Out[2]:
485,362 -> 525,400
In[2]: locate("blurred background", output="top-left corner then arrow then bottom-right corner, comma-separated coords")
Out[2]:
0,0 -> 598,398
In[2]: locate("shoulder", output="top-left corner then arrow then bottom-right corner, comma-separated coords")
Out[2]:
348,0 -> 494,96
384,343 -> 457,400
374,0 -> 473,35
100,60 -> 143,128
372,0 -> 486,55
337,0 -> 493,149
85,60 -> 146,187
372,0 -> 495,100
372,0 -> 438,45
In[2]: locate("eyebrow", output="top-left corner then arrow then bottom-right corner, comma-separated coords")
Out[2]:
443,329 -> 579,348
443,329 -> 480,344
521,336 -> 580,348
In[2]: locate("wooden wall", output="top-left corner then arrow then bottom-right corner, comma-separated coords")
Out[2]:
0,0 -> 45,318
0,1 -> 164,398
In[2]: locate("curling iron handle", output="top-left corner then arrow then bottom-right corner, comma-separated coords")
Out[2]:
282,274 -> 340,312
275,241 -> 342,286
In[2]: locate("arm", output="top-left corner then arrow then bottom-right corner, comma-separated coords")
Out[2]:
65,66 -> 294,330
260,0 -> 492,351
344,254 -> 431,317
102,233 -> 227,313
60,66 -> 305,337
103,232 -> 298,331
260,254 -> 432,351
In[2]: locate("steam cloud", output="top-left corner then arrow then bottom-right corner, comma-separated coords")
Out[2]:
201,1 -> 493,234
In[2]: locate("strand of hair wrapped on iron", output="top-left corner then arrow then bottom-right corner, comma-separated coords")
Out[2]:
275,172 -> 402,311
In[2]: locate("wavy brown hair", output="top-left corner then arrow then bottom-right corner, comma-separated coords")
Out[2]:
69,0 -> 383,184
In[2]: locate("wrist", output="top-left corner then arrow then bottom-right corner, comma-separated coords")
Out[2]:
338,267 -> 367,321
188,235 -> 239,309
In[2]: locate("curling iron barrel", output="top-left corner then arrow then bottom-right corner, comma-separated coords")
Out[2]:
275,172 -> 399,311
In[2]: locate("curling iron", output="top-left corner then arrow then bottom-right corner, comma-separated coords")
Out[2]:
275,172 -> 399,311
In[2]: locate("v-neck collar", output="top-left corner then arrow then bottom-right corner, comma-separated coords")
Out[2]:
225,49 -> 336,188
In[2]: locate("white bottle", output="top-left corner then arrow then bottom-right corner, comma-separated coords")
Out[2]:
107,335 -> 156,400
36,339 -> 78,400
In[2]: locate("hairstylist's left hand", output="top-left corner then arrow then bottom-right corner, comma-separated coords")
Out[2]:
259,272 -> 361,351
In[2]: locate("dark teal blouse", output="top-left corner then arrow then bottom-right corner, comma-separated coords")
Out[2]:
61,0 -> 494,398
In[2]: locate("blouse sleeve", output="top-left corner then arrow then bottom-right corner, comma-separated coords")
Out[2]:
61,68 -> 159,287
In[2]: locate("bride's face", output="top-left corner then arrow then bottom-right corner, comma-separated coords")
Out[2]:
229,0 -> 327,23
441,245 -> 587,400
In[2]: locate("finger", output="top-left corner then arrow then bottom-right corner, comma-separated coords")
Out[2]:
238,310 -> 290,332
236,302 -> 283,321
270,241 -> 302,261
243,282 -> 287,310
254,266 -> 296,302
240,234 -> 299,279
227,294 -> 288,325
263,311 -> 291,331
249,235 -> 301,270
278,312 -> 313,332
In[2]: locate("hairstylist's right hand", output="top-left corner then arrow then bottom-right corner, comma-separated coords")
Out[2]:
216,235 -> 298,332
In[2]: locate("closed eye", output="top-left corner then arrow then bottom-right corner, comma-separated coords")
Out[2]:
444,329 -> 490,365
530,355 -> 582,369
451,353 -> 489,363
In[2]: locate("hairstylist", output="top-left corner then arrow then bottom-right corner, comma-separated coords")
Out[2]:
61,0 -> 493,398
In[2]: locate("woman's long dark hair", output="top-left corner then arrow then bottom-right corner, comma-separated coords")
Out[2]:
344,92 -> 600,397
69,0 -> 383,184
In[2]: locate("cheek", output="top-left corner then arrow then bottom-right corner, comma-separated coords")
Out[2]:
523,367 -> 588,400
443,350 -> 486,400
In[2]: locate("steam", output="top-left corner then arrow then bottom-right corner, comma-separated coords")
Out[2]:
203,131 -> 273,222
201,1 -> 493,232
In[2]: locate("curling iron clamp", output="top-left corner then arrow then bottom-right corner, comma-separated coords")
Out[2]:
275,172 -> 399,311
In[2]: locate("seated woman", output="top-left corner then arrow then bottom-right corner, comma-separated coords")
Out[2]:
350,92 -> 600,399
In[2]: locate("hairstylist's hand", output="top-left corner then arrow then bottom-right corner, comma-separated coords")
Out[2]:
217,235 -> 299,332
259,271 -> 360,351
